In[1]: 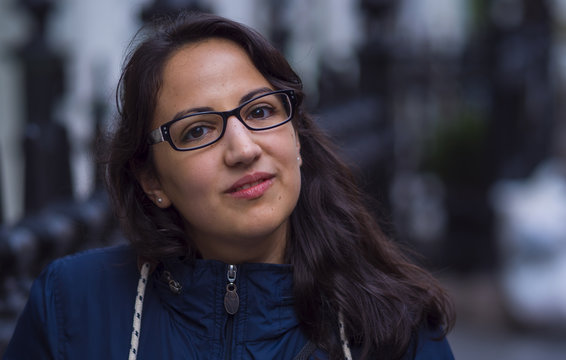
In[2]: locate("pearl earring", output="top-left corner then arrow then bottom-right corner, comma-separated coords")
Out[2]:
297,156 -> 301,162
157,197 -> 163,204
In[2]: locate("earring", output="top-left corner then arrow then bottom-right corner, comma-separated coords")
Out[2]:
297,156 -> 301,162
157,197 -> 163,204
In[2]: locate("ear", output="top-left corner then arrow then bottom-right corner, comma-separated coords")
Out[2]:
138,170 -> 172,208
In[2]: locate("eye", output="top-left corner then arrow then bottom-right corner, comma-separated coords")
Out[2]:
171,114 -> 222,146
181,125 -> 210,141
247,105 -> 275,120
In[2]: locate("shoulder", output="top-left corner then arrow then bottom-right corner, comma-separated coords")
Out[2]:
4,245 -> 139,359
408,325 -> 455,360
47,243 -> 137,273
304,325 -> 455,360
40,244 -> 139,302
46,243 -> 137,275
342,325 -> 455,360
36,243 -> 139,303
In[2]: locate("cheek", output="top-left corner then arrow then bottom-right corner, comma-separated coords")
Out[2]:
274,133 -> 302,188
154,151 -> 218,202
279,125 -> 300,156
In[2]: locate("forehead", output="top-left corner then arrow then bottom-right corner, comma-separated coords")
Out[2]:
162,38 -> 261,90
154,38 -> 272,124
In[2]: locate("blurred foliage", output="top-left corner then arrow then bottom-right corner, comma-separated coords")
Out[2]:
468,0 -> 490,30
423,109 -> 488,186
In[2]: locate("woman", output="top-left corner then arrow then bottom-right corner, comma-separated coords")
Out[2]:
5,12 -> 454,360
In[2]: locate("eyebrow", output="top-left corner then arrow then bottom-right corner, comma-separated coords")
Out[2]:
170,87 -> 274,122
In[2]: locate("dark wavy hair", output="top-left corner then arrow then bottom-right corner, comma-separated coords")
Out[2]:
102,11 -> 454,359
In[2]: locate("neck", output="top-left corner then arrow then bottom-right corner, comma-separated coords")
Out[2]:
201,241 -> 285,264
189,224 -> 288,264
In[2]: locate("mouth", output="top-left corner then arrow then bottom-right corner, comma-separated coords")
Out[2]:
227,172 -> 275,199
232,179 -> 266,192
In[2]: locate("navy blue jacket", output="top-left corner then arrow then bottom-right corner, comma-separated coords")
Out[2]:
4,245 -> 454,359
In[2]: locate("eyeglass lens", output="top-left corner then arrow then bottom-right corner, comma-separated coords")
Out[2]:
169,92 -> 292,150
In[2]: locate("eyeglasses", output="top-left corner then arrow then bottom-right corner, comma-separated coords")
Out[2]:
148,89 -> 296,151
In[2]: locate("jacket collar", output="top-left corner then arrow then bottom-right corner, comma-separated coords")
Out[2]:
151,258 -> 299,342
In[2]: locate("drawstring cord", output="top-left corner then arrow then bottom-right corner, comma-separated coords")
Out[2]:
129,262 -> 150,360
128,262 -> 353,360
338,311 -> 353,360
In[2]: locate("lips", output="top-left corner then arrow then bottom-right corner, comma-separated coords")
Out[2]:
227,172 -> 275,199
233,179 -> 264,192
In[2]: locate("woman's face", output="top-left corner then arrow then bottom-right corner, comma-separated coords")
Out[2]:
141,38 -> 301,264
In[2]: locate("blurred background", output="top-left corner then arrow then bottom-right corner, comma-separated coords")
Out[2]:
1,0 -> 566,358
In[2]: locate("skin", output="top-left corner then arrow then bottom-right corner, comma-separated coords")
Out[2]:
140,38 -> 302,264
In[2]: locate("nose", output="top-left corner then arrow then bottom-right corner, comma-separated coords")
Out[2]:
223,115 -> 262,167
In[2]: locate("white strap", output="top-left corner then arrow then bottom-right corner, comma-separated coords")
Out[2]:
338,311 -> 353,360
129,262 -> 150,360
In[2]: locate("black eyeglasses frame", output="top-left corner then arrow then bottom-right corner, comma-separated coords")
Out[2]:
148,89 -> 296,151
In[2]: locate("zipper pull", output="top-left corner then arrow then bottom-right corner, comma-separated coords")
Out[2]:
224,264 -> 239,315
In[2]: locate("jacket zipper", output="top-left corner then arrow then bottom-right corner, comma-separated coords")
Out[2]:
224,264 -> 239,360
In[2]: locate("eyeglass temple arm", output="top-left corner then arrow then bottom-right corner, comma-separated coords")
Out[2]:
148,128 -> 164,145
